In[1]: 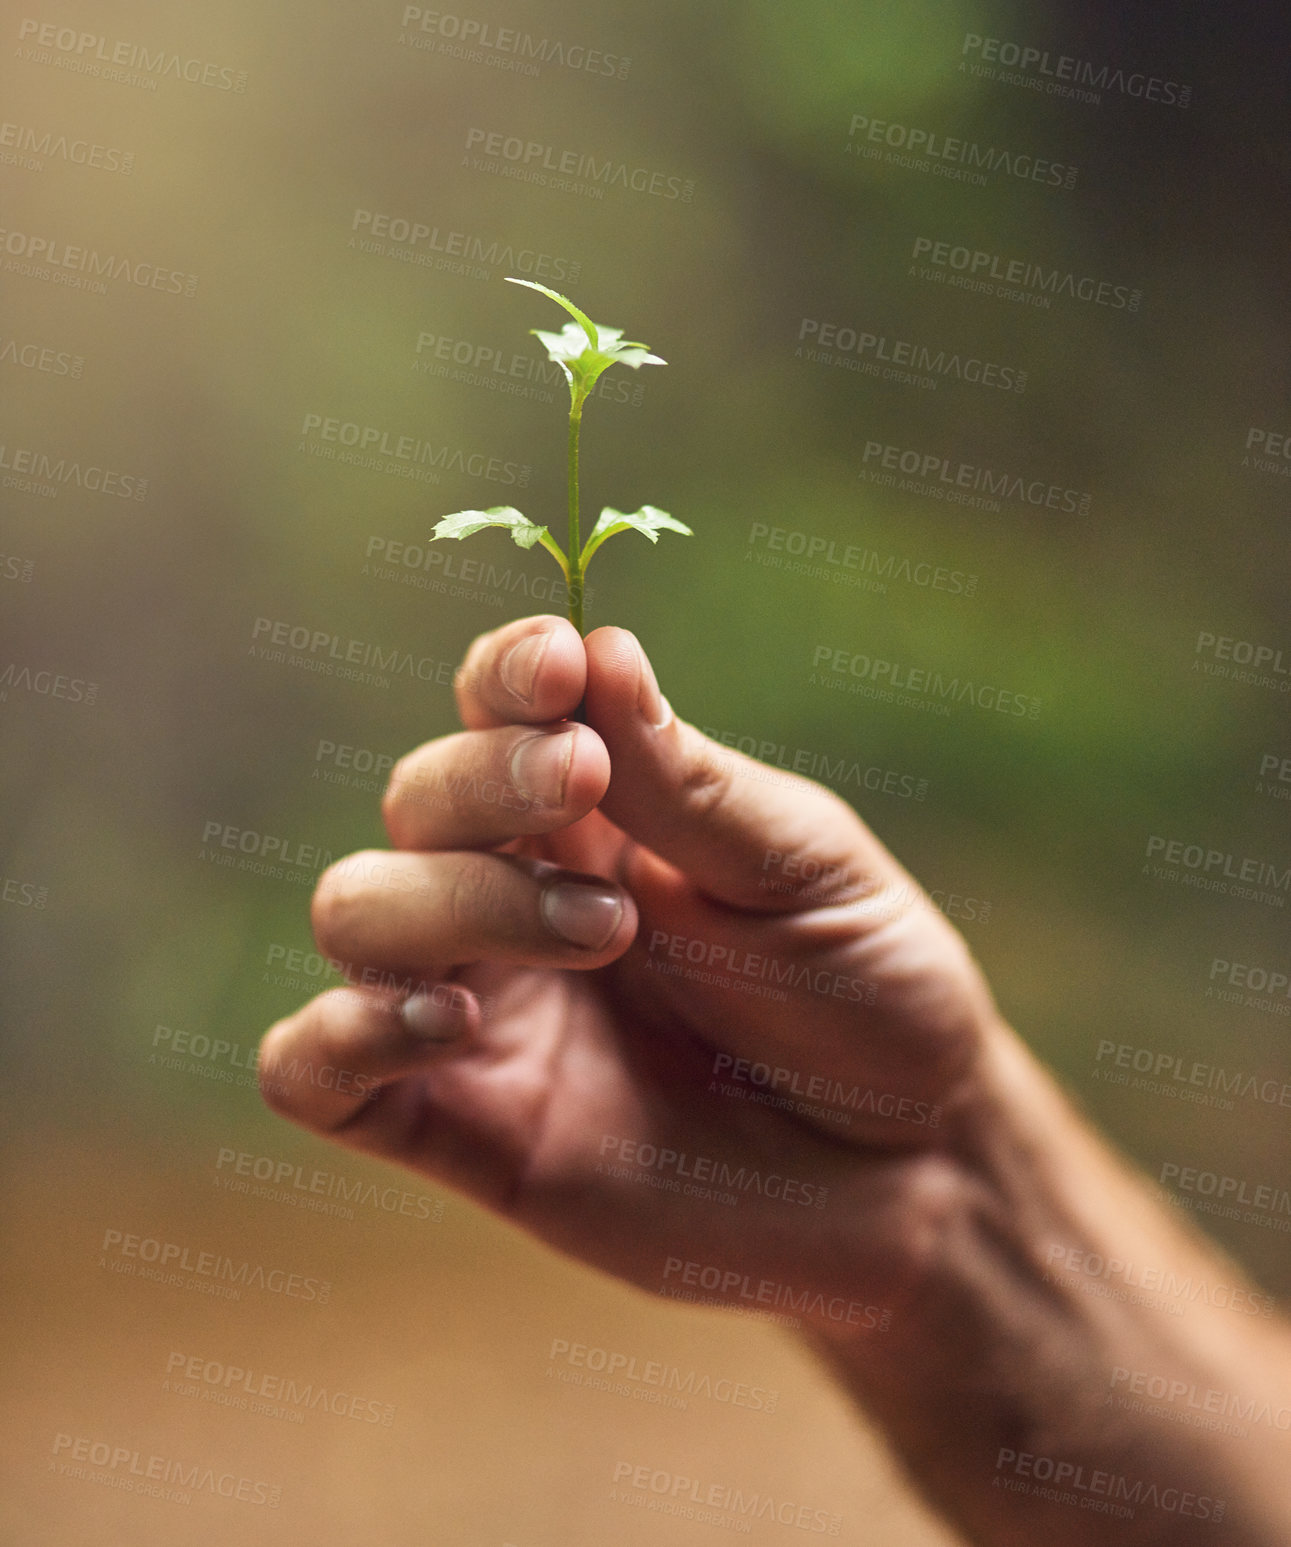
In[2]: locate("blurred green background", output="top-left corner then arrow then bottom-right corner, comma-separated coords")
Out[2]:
3,1 -> 1289,1542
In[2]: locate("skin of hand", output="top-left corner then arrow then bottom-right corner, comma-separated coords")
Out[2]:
261,614 -> 1291,1545
259,613 -> 1005,1335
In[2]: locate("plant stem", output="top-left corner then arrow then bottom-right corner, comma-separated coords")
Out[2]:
567,394 -> 585,634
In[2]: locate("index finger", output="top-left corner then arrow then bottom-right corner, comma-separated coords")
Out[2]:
454,614 -> 585,729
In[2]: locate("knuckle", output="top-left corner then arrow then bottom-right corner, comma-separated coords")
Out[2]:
456,626 -> 508,700
446,854 -> 500,935
385,743 -> 460,838
453,661 -> 482,706
677,746 -> 735,821
311,852 -> 378,953
381,755 -> 423,842
256,1025 -> 310,1122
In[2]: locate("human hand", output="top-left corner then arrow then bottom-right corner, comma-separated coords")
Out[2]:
260,615 -> 1003,1337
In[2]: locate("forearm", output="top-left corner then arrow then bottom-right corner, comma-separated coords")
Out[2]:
808,1022 -> 1291,1547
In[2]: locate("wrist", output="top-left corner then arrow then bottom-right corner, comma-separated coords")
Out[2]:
802,1020 -> 1291,1545
805,1015 -> 1047,1356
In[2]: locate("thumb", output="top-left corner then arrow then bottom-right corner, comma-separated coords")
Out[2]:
582,627 -> 905,912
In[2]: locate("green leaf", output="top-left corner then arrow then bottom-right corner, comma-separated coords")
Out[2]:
505,277 -> 600,353
506,277 -> 665,400
430,506 -> 546,551
431,506 -> 571,577
579,505 -> 693,568
533,321 -> 665,372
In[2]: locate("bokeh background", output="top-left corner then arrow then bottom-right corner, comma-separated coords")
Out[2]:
3,1 -> 1289,1542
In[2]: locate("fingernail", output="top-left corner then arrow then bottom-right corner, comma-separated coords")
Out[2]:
635,638 -> 673,729
500,631 -> 551,704
508,727 -> 575,804
541,880 -> 623,950
401,986 -> 468,1042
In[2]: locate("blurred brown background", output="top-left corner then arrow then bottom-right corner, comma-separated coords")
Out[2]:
2,1 -> 1289,1542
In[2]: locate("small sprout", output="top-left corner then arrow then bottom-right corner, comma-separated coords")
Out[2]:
429,278 -> 691,633
579,505 -> 693,567
429,505 -> 563,564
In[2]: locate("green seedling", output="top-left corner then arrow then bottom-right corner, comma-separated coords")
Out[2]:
429,277 -> 691,634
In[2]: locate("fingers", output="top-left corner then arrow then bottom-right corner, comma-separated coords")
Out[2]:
383,722 -> 610,851
454,614 -> 585,729
583,627 -> 909,913
259,984 -> 475,1138
311,848 -> 636,980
